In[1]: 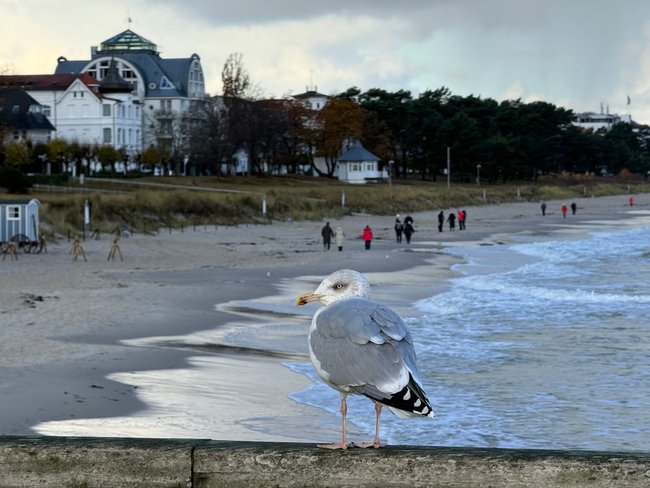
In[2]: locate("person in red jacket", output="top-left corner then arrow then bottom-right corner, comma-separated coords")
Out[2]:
561,203 -> 568,219
362,225 -> 373,250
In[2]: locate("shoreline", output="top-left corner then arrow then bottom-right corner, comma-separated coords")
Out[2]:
1,194 -> 647,440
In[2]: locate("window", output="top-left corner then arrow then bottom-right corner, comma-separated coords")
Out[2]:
42,105 -> 51,117
103,104 -> 111,116
7,205 -> 20,221
103,128 -> 112,143
159,76 -> 174,89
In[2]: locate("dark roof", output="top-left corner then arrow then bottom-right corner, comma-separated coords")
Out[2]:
337,141 -> 380,162
0,199 -> 35,205
0,73 -> 99,91
99,58 -> 133,93
293,90 -> 329,99
0,89 -> 56,132
55,53 -> 198,98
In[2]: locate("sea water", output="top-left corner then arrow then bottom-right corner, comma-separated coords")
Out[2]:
32,218 -> 650,450
288,223 -> 650,451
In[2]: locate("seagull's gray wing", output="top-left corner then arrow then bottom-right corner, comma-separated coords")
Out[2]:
310,297 -> 428,413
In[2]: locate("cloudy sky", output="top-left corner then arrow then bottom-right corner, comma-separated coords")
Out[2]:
2,0 -> 650,122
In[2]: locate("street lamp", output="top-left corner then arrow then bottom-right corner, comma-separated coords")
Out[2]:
388,160 -> 394,188
476,164 -> 482,185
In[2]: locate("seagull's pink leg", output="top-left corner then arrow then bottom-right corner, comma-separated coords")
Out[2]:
317,393 -> 348,449
353,403 -> 385,448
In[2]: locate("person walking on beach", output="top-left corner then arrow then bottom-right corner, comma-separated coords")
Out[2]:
403,220 -> 415,244
321,222 -> 335,250
447,212 -> 456,231
362,225 -> 373,250
458,210 -> 466,230
541,201 -> 547,216
571,202 -> 577,215
335,226 -> 345,251
438,211 -> 444,232
394,216 -> 404,243
629,196 -> 635,206
561,203 -> 568,219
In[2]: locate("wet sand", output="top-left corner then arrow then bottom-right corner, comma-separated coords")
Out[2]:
0,193 -> 646,440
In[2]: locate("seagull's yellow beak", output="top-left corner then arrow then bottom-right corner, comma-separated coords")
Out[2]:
295,292 -> 323,306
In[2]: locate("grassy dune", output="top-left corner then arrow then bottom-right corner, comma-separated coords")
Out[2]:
4,175 -> 649,239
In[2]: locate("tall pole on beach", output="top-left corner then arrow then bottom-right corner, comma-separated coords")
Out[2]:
446,146 -> 451,188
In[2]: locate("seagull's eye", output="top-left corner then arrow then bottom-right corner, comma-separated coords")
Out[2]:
335,283 -> 344,290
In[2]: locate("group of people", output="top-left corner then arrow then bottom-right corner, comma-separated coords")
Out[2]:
320,222 -> 346,251
437,210 -> 467,231
322,222 -> 375,251
541,201 -> 577,218
322,208 -> 471,252
323,194 -> 639,251
393,214 -> 415,244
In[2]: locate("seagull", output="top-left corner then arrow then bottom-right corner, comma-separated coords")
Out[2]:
296,269 -> 433,449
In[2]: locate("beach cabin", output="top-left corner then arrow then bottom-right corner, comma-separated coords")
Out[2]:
336,141 -> 385,184
0,199 -> 40,244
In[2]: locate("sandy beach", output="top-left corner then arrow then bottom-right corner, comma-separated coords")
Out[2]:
1,193 -> 648,442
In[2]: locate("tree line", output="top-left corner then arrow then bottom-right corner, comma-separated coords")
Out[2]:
2,53 -> 650,183
187,56 -> 650,181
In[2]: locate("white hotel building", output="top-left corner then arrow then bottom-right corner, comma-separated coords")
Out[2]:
55,29 -> 207,154
1,29 -> 206,162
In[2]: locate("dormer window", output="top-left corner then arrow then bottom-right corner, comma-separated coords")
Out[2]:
159,76 -> 174,89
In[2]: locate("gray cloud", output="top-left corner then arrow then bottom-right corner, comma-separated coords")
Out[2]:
141,0 -> 446,26
4,0 -> 650,122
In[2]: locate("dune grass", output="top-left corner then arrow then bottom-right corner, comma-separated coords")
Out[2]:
3,174 -> 648,238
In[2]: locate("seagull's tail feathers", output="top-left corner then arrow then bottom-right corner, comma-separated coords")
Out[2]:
368,374 -> 434,419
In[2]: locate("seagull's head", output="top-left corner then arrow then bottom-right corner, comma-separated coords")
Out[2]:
296,269 -> 372,307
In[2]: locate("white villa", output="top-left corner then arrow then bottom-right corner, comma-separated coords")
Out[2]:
0,69 -> 141,157
54,29 -> 206,152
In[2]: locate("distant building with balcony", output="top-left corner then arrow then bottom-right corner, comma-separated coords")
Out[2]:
573,111 -> 632,131
54,29 -> 206,153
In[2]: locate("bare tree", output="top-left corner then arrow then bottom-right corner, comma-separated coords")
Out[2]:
221,53 -> 261,101
186,96 -> 230,175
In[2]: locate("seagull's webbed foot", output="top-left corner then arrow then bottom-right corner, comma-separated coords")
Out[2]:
350,440 -> 385,449
316,442 -> 349,450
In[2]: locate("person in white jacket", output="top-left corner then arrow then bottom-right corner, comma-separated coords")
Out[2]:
335,227 -> 346,251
